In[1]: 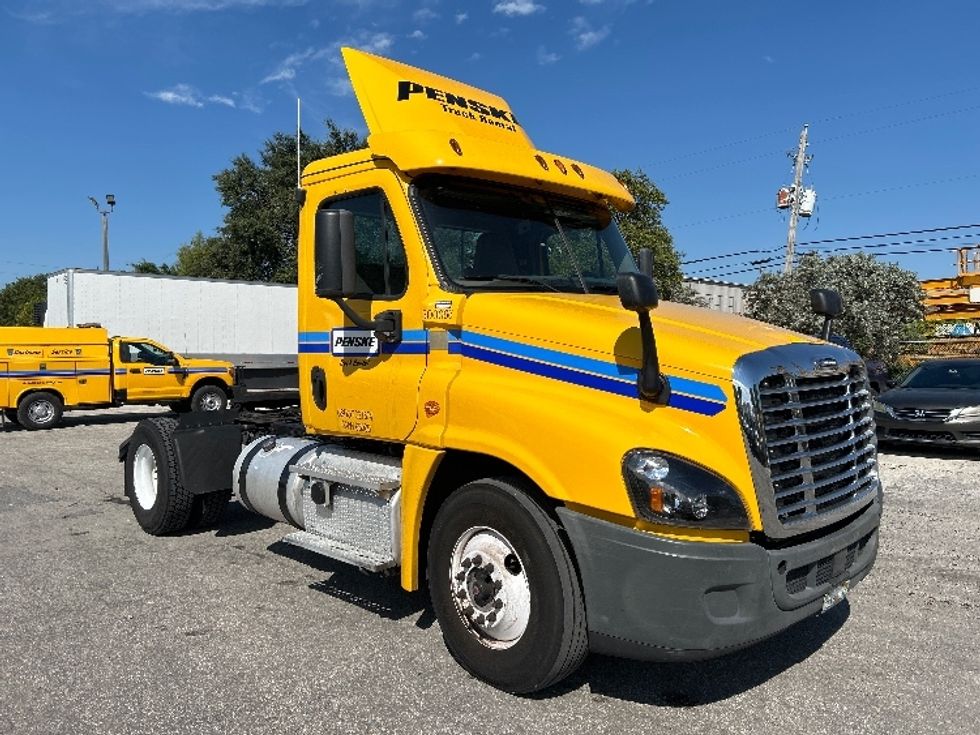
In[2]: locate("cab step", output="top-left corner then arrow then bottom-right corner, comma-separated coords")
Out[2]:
282,530 -> 396,572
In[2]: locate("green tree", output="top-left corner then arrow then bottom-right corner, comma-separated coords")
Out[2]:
612,168 -> 693,302
140,121 -> 364,281
0,274 -> 48,326
212,121 -> 364,282
745,253 -> 924,365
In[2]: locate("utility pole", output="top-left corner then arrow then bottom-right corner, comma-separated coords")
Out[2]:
784,124 -> 810,273
88,194 -> 116,271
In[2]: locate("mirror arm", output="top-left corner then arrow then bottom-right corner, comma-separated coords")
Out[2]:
331,297 -> 403,344
637,311 -> 670,404
820,315 -> 833,341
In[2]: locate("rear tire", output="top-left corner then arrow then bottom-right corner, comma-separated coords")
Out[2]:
3,408 -> 19,425
125,416 -> 194,535
17,391 -> 63,430
427,477 -> 588,694
190,384 -> 227,412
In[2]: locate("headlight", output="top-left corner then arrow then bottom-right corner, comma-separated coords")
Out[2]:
622,450 -> 749,530
872,399 -> 895,417
948,405 -> 980,423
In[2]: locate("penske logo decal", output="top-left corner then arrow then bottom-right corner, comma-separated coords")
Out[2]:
396,80 -> 521,132
331,330 -> 380,357
142,367 -> 166,375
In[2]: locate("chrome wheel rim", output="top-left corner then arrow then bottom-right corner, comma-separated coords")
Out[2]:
28,399 -> 55,424
133,444 -> 159,510
199,391 -> 224,411
449,526 -> 530,649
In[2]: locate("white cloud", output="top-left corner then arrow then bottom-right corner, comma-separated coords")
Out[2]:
493,1 -> 544,17
145,84 -> 204,107
455,12 -> 467,23
413,7 -> 437,22
467,52 -> 482,62
408,29 -> 426,40
537,46 -> 559,65
579,0 -> 604,4
569,16 -> 610,49
208,94 -> 236,107
763,54 -> 775,64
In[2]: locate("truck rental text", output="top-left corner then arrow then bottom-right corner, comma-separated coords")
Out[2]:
118,49 -> 882,693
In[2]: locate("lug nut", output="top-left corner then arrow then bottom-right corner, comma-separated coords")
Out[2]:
492,599 -> 503,609
493,580 -> 503,591
462,605 -> 473,616
455,572 -> 465,582
475,614 -> 485,625
472,554 -> 483,566
456,589 -> 467,599
487,612 -> 497,623
461,558 -> 472,568
484,563 -> 494,574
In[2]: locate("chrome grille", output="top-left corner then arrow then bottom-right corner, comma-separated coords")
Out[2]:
892,407 -> 951,422
757,364 -> 877,528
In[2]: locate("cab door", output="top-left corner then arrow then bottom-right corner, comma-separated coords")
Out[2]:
115,340 -> 183,401
299,171 -> 427,441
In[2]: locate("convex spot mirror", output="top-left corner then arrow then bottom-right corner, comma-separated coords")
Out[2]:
810,288 -> 843,318
616,272 -> 660,313
315,208 -> 358,298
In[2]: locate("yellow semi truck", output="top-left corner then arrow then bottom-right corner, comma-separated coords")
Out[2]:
1,326 -> 233,429
119,49 -> 881,692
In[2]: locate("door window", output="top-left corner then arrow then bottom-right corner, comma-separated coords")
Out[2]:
320,190 -> 407,298
120,342 -> 170,365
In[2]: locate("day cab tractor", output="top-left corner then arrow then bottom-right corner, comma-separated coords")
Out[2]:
119,49 -> 882,693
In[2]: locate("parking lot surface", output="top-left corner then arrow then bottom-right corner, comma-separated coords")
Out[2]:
1,407 -> 978,735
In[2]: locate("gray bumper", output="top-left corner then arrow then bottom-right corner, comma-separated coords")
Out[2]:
556,496 -> 881,661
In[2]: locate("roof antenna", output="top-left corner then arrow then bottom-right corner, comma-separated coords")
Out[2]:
295,97 -> 306,205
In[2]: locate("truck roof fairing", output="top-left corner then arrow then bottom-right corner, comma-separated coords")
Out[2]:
301,48 -> 635,212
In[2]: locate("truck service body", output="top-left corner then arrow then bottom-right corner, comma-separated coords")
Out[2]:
1,326 -> 233,429
120,49 -> 881,692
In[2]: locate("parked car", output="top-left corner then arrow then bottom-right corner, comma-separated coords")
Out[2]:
874,358 -> 980,447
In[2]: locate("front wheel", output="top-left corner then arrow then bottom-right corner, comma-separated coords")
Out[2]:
427,478 -> 588,693
190,384 -> 227,412
125,417 -> 194,535
17,391 -> 63,430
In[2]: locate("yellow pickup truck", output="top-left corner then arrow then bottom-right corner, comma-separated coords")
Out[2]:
1,326 -> 233,429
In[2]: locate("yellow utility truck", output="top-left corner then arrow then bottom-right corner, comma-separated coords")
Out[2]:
120,49 -> 881,693
1,326 -> 233,429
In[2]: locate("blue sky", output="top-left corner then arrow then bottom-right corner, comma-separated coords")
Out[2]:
2,0 -> 979,288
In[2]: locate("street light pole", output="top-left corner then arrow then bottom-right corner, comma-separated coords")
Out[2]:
88,194 -> 116,271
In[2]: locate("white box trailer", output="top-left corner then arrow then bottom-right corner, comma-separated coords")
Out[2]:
45,269 -> 297,362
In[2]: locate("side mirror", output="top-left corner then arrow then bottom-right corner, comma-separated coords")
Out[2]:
810,288 -> 843,341
315,209 -> 357,298
810,288 -> 843,318
616,272 -> 659,313
616,271 -> 669,404
166,353 -> 180,367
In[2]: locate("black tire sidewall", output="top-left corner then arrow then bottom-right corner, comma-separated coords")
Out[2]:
428,480 -> 578,693
125,419 -> 186,534
17,392 -> 63,430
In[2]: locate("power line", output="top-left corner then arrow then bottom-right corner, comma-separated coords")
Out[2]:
682,223 -> 980,265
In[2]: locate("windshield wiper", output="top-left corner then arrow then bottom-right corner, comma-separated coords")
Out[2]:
464,274 -> 563,292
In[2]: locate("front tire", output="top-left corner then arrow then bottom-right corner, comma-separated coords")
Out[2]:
17,391 -> 63,430
427,478 -> 588,694
190,384 -> 227,412
125,417 -> 194,535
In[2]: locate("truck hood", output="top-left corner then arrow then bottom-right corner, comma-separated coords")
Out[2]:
460,292 -> 814,382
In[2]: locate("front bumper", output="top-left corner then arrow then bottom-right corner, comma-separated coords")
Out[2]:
875,414 -> 980,446
556,495 -> 881,661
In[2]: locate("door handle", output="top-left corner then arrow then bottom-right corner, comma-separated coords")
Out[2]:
129,368 -> 140,374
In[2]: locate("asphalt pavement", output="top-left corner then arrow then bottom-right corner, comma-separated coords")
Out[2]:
1,407 -> 977,734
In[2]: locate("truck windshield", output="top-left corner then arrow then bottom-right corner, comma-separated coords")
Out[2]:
414,175 -> 637,293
